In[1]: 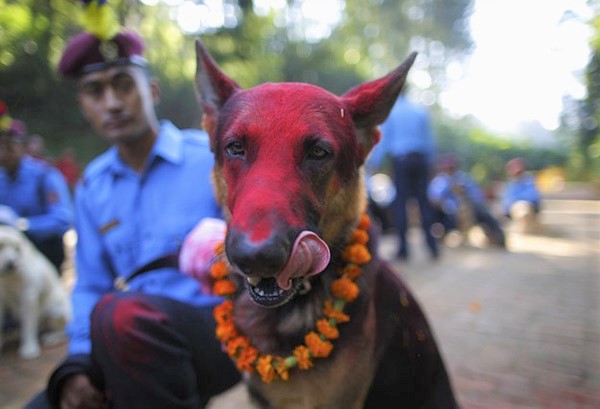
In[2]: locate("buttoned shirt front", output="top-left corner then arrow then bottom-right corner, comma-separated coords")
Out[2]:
68,120 -> 222,354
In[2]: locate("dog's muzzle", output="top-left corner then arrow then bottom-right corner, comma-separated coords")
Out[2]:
228,229 -> 330,307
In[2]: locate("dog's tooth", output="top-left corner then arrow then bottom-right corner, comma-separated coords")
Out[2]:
247,277 -> 262,286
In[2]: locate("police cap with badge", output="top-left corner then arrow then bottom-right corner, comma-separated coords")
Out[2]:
58,0 -> 146,78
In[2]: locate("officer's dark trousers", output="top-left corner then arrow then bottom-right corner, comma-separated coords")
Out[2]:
391,152 -> 438,259
30,235 -> 65,274
26,292 -> 241,409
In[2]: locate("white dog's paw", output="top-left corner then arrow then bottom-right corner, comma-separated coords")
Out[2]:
19,342 -> 41,360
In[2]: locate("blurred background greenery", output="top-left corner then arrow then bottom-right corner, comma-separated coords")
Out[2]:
0,0 -> 598,189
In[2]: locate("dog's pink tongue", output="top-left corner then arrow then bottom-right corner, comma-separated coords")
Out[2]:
276,231 -> 330,290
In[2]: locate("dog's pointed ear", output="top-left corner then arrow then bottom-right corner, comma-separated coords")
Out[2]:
195,39 -> 241,147
340,52 -> 417,162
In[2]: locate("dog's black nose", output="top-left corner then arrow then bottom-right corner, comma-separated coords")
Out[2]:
226,228 -> 290,277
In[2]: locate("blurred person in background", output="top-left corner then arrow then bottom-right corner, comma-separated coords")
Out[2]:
428,153 -> 505,248
0,101 -> 73,272
502,157 -> 541,233
27,134 -> 49,162
54,147 -> 81,192
368,92 -> 439,261
26,2 -> 239,408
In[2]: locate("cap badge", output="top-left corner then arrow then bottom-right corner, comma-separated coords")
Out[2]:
99,40 -> 119,61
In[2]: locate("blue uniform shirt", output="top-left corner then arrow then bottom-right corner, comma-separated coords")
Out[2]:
368,96 -> 437,169
68,120 -> 222,355
501,173 -> 540,215
0,156 -> 73,240
428,171 -> 486,214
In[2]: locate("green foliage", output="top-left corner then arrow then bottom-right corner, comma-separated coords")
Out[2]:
1,0 -> 474,168
436,117 -> 567,187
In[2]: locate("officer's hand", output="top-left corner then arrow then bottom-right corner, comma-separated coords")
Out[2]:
60,373 -> 106,409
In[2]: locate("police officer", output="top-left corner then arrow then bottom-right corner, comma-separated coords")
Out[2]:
0,104 -> 73,272
26,3 -> 240,408
368,93 -> 440,261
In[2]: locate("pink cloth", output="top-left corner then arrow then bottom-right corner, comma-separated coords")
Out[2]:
179,218 -> 226,294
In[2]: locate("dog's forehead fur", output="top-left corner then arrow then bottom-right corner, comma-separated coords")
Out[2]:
215,82 -> 360,169
0,227 -> 22,247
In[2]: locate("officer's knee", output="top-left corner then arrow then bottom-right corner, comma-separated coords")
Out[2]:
91,293 -> 163,346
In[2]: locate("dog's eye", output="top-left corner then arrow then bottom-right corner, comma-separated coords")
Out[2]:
225,141 -> 245,157
307,144 -> 331,160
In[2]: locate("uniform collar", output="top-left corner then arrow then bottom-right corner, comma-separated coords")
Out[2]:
106,120 -> 183,176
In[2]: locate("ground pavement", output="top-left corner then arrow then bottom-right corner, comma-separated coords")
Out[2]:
1,184 -> 598,409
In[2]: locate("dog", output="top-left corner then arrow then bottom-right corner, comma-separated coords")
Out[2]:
195,40 -> 458,408
0,225 -> 71,359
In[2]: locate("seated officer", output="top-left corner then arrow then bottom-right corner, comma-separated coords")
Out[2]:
26,3 -> 239,408
428,153 -> 506,247
502,157 -> 541,233
0,104 -> 73,272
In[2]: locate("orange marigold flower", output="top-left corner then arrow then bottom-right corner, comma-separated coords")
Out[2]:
215,321 -> 238,342
331,278 -> 359,302
305,331 -> 333,358
213,300 -> 234,324
226,336 -> 249,357
213,279 -> 236,296
274,357 -> 289,381
316,319 -> 339,340
339,264 -> 362,280
236,346 -> 258,373
351,229 -> 369,245
343,243 -> 371,265
357,213 -> 371,230
214,241 -> 225,255
210,260 -> 228,279
293,345 -> 313,370
323,300 -> 350,323
257,355 -> 276,383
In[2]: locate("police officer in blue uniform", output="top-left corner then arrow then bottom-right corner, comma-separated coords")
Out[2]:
368,93 -> 439,261
26,4 -> 240,408
0,107 -> 73,272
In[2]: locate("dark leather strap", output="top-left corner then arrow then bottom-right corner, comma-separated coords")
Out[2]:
127,253 -> 180,283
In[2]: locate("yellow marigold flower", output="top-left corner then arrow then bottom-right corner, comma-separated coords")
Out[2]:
339,264 -> 362,280
351,229 -> 369,245
343,243 -> 371,265
257,355 -> 276,383
274,357 -> 289,381
213,300 -> 234,324
305,331 -> 333,358
357,213 -> 371,230
214,241 -> 225,255
236,346 -> 258,373
213,279 -> 236,296
293,345 -> 313,370
210,260 -> 228,279
323,300 -> 350,323
316,319 -> 339,340
215,321 -> 237,342
331,278 -> 359,302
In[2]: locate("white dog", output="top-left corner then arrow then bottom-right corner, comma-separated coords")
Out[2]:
0,225 -> 71,359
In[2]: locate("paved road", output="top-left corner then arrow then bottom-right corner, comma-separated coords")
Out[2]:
1,188 -> 598,408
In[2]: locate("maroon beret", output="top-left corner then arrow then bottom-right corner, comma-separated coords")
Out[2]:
58,30 -> 145,78
9,119 -> 28,140
437,153 -> 459,171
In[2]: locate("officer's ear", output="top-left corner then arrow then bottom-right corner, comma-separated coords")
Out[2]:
150,78 -> 160,106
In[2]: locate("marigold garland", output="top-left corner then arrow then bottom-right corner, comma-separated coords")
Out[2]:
211,212 -> 371,383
